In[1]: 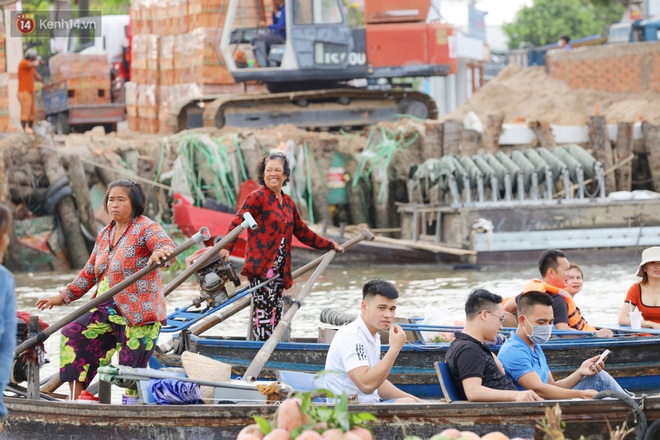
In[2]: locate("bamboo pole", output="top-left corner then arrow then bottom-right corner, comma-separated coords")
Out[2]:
243,249 -> 337,381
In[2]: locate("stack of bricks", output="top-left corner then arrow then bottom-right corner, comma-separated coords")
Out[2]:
0,74 -> 9,132
546,43 -> 660,94
49,54 -> 111,105
127,0 -> 263,133
0,17 -> 8,132
125,82 -> 138,131
0,16 -> 5,73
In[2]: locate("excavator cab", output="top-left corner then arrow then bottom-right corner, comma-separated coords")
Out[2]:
172,0 -> 457,132
221,0 -> 359,89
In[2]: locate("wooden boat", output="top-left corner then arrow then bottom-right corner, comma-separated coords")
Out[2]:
157,329 -> 660,399
172,199 -> 466,264
4,393 -> 660,439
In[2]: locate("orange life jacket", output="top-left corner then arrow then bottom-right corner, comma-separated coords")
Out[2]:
523,279 -> 596,332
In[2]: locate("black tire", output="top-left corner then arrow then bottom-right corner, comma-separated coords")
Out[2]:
104,123 -> 117,133
398,97 -> 431,120
55,112 -> 70,135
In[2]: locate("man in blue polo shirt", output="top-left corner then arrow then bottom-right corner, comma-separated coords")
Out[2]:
499,290 -> 625,399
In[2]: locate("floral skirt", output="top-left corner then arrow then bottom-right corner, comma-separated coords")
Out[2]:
59,279 -> 160,387
249,237 -> 286,341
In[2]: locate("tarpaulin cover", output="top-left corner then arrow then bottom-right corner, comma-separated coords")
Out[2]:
150,378 -> 203,405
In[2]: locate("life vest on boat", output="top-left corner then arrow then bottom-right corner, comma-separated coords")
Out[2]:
523,279 -> 596,332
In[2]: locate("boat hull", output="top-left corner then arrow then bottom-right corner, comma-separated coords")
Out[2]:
4,396 -> 660,440
163,333 -> 660,398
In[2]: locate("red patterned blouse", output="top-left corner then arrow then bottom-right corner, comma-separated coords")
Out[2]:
59,215 -> 175,325
225,185 -> 334,289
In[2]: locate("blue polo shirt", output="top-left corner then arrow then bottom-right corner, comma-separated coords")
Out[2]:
498,333 -> 549,390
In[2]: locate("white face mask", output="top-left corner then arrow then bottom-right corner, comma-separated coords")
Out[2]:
522,316 -> 552,345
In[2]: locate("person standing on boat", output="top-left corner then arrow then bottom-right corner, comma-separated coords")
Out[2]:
0,204 -> 17,431
617,246 -> 660,329
218,151 -> 342,341
499,291 -> 626,399
446,289 -> 542,402
324,279 -> 422,403
36,179 -> 175,400
503,249 -> 614,338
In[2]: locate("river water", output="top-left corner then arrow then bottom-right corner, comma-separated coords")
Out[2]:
14,258 -> 638,390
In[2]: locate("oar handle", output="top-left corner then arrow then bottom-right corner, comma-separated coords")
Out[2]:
291,227 -> 375,278
15,227 -> 211,356
162,213 -> 257,298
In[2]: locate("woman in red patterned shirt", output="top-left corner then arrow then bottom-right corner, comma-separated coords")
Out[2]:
220,152 -> 343,341
36,179 -> 175,399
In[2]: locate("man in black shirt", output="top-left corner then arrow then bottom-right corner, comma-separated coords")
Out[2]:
446,289 -> 542,402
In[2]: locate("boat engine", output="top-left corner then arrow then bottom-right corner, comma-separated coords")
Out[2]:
11,315 -> 49,384
192,254 -> 241,308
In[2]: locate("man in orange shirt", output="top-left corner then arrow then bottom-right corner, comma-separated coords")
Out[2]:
17,48 -> 43,132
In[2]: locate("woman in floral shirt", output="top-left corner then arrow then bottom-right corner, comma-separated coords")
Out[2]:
220,152 -> 343,341
36,179 -> 174,400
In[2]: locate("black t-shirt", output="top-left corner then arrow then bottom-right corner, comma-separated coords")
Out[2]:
446,332 -> 516,400
515,292 -> 569,325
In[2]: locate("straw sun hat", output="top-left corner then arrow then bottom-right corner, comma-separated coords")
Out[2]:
181,351 -> 232,404
635,246 -> 660,278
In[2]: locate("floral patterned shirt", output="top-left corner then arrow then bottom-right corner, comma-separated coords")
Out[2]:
59,215 -> 175,325
225,185 -> 334,289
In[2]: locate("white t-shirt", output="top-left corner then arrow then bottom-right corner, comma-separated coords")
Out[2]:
324,315 -> 381,403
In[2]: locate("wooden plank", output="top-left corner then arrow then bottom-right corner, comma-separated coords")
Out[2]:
643,121 -> 660,192
373,234 -> 476,256
615,121 -> 633,191
592,323 -> 660,335
589,115 -> 616,194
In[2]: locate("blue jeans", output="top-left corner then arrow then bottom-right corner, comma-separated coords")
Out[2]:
573,370 -> 626,394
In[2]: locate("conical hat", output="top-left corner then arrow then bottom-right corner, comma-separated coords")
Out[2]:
181,351 -> 232,404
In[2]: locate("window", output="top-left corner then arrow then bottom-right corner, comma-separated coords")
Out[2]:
294,0 -> 343,25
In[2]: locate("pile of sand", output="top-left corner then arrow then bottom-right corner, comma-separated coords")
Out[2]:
440,64 -> 660,126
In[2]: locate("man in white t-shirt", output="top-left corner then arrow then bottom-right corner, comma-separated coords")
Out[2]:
324,279 -> 422,403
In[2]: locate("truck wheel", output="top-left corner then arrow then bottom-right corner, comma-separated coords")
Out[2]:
103,123 -> 117,133
56,112 -> 70,135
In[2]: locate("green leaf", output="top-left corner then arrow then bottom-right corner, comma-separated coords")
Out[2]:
253,415 -> 272,435
351,412 -> 378,423
315,407 -> 334,423
300,392 -> 312,413
336,412 -> 351,432
335,392 -> 349,414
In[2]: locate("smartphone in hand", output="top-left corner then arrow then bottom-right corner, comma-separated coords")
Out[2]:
594,349 -> 611,365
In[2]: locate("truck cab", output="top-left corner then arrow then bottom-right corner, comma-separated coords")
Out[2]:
607,18 -> 660,43
43,15 -> 129,134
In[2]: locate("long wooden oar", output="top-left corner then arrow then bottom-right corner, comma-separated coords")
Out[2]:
15,226 -> 211,356
188,227 -> 376,337
242,228 -> 374,381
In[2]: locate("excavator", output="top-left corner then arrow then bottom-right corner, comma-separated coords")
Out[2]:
169,0 -> 457,132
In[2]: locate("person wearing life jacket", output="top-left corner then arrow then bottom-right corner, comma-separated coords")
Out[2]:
504,249 -> 613,338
